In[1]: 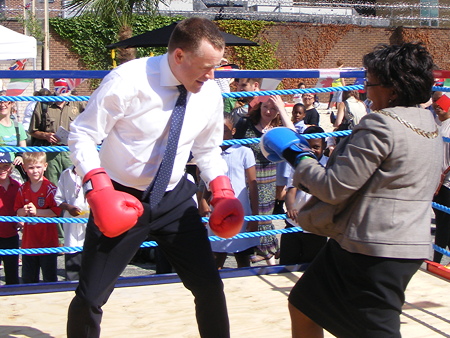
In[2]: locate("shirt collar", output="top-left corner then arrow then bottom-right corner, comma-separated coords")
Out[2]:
221,144 -> 240,154
160,53 -> 181,88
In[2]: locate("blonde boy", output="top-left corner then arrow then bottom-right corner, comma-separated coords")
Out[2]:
14,152 -> 61,283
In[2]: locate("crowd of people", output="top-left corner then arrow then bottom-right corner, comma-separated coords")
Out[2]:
0,17 -> 448,338
0,47 -> 448,284
0,84 -> 87,285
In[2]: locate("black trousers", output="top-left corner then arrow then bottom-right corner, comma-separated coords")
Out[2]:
433,185 -> 450,263
279,223 -> 327,265
65,252 -> 82,281
0,235 -> 19,285
22,253 -> 58,283
67,177 -> 229,338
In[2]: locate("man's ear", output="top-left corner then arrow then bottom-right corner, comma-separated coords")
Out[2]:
253,81 -> 260,90
173,48 -> 185,65
231,127 -> 236,136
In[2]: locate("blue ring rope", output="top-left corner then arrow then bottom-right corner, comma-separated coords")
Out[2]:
1,85 -> 449,102
3,129 -> 450,153
1,70 -> 448,259
0,69 -> 367,80
1,203 -> 449,257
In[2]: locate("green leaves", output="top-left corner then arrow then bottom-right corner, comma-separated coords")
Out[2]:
217,20 -> 279,70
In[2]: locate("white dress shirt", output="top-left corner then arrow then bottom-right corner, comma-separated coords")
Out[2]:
22,101 -> 37,131
69,54 -> 227,191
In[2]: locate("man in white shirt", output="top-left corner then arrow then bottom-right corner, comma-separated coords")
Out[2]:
432,91 -> 450,265
67,18 -> 243,338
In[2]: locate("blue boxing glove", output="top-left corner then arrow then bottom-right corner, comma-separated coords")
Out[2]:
260,127 -> 316,167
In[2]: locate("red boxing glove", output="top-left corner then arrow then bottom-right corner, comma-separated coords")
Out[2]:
209,175 -> 244,238
83,168 -> 144,237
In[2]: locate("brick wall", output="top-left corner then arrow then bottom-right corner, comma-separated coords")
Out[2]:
5,20 -> 450,97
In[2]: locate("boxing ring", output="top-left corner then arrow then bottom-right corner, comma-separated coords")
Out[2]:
0,68 -> 449,337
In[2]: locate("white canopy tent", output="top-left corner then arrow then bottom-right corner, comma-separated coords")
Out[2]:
0,25 -> 37,60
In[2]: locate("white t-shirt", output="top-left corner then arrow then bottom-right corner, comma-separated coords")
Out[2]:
285,155 -> 328,229
209,144 -> 260,252
54,166 -> 90,248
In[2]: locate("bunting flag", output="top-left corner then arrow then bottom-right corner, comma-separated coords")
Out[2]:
5,59 -> 33,96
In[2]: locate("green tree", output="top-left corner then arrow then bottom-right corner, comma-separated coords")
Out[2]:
64,0 -> 164,64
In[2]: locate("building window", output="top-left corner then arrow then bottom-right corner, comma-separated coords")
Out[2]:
420,0 -> 439,27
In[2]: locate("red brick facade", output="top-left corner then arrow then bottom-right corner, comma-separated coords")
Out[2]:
3,18 -> 450,96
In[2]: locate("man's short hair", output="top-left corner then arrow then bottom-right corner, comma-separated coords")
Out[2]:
168,17 -> 225,54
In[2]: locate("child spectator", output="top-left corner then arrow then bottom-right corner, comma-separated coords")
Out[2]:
279,126 -> 328,265
0,151 -> 20,284
201,116 -> 259,268
54,165 -> 89,280
291,103 -> 307,134
14,152 -> 61,283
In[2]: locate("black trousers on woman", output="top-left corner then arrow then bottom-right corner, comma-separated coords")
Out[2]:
67,177 -> 229,338
433,185 -> 450,263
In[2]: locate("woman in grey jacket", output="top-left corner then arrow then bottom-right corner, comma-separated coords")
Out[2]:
262,43 -> 443,337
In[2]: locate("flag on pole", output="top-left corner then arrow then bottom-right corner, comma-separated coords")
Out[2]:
64,78 -> 85,91
5,59 -> 33,96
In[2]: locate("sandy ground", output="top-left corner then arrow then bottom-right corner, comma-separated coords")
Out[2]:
0,268 -> 449,338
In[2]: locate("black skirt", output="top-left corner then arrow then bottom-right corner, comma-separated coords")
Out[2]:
288,239 -> 422,338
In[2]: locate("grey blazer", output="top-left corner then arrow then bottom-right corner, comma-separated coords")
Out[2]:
294,106 -> 443,259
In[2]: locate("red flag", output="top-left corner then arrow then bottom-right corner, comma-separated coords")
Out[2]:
436,94 -> 450,112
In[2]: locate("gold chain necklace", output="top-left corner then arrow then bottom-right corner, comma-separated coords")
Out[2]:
374,109 -> 439,139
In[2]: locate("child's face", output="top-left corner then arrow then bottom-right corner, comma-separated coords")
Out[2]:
0,163 -> 12,181
292,106 -> 306,123
223,121 -> 234,140
307,138 -> 326,159
24,161 -> 47,182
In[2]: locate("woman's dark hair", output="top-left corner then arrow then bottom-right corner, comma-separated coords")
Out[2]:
363,42 -> 435,107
